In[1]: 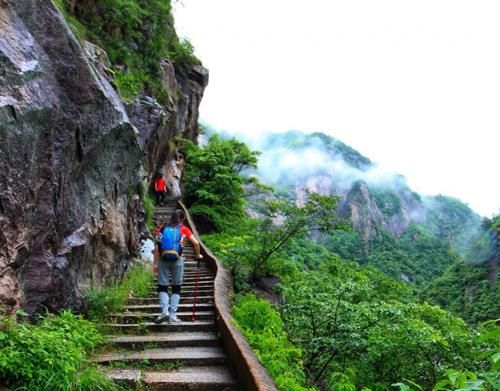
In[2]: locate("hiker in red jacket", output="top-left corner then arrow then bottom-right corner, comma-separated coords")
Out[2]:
153,173 -> 167,206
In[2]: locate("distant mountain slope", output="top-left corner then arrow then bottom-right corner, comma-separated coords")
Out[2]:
240,130 -> 484,287
248,130 -> 480,244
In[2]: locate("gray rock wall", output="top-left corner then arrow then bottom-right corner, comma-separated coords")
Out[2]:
0,0 -> 207,314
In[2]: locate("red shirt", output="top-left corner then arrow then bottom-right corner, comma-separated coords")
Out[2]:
154,178 -> 167,191
180,225 -> 193,238
155,224 -> 193,239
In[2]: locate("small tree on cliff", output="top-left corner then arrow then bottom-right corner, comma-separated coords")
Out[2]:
244,191 -> 349,280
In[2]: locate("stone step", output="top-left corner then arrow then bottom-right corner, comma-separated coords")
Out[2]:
148,284 -> 214,291
153,206 -> 178,211
153,211 -> 177,216
106,331 -> 220,348
183,263 -> 209,269
124,303 -> 214,313
111,311 -> 215,323
182,271 -> 213,277
160,280 -> 214,292
146,289 -> 213,297
105,366 -> 238,391
149,280 -> 214,292
127,296 -> 214,305
178,270 -> 212,275
149,283 -> 213,290
181,275 -> 213,281
135,288 -> 213,296
103,320 -> 215,334
138,294 -> 213,302
153,210 -> 179,216
149,279 -> 214,286
97,346 -> 227,367
147,289 -> 214,297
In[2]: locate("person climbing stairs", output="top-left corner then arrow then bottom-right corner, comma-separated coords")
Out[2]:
96,201 -> 238,390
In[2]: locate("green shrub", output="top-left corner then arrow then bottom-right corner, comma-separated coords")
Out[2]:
113,69 -> 145,102
233,294 -> 316,391
64,0 -> 201,101
86,264 -> 152,321
0,311 -> 117,390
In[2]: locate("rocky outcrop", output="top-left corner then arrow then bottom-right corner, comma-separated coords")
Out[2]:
340,181 -> 425,241
0,0 -> 207,314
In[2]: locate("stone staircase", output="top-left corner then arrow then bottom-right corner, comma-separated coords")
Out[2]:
97,201 -> 239,390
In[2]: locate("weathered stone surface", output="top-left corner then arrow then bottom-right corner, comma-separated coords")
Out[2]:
0,0 -> 142,313
0,0 -> 207,314
127,59 -> 207,195
338,180 -> 426,242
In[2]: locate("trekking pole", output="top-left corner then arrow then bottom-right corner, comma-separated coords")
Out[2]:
191,257 -> 201,321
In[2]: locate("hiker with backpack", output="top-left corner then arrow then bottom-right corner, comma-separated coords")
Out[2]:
153,209 -> 202,324
153,173 -> 168,206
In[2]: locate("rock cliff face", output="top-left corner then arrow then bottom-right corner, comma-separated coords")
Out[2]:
340,180 -> 426,241
252,131 -> 478,245
0,0 -> 207,314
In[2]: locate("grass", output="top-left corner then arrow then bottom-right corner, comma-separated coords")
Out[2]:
86,264 -> 153,322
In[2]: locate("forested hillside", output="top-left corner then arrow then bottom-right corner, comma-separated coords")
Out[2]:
233,130 -> 496,323
181,133 -> 499,390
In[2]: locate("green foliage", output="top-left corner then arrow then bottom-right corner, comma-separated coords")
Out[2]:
202,223 -> 256,292
421,214 -> 499,324
466,214 -> 499,264
324,222 -> 461,290
233,294 -> 316,391
165,38 -> 199,70
203,192 -> 348,287
282,258 -> 474,390
62,0 -> 200,101
423,195 -> 481,254
421,260 -> 499,324
370,186 -> 403,216
322,230 -> 366,261
241,192 -> 348,280
182,134 -> 260,232
433,369 -> 487,391
113,68 -> 146,102
181,131 -> 496,389
86,264 -> 152,321
0,311 -> 117,390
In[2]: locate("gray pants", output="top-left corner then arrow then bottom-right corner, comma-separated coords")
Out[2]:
157,256 -> 184,286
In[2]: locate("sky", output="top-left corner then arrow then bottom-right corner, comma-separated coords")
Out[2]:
173,0 -> 500,217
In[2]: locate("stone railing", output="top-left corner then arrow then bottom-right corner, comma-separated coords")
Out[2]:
178,201 -> 278,391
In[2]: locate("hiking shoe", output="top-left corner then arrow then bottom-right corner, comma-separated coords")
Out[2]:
169,315 -> 181,323
154,313 -> 169,324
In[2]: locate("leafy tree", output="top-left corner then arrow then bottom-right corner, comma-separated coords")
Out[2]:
421,213 -> 499,324
242,192 -> 348,280
182,134 -> 261,232
423,195 -> 481,254
282,258 -> 474,390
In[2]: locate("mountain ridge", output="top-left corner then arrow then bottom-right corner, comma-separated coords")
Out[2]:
236,129 -> 482,248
